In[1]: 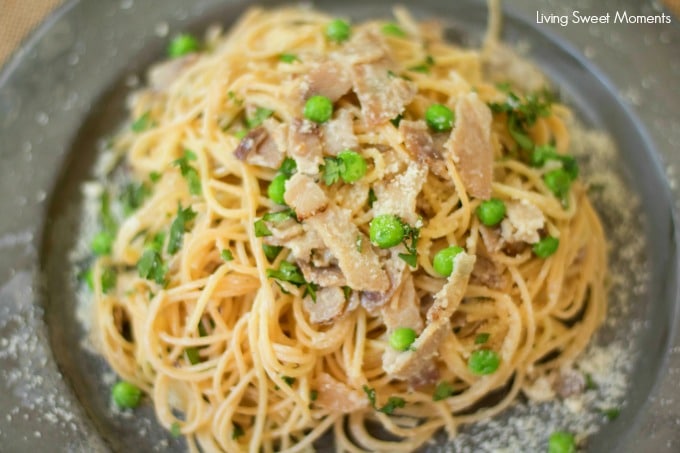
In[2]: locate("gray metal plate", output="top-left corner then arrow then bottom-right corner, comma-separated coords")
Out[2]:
1,0 -> 679,451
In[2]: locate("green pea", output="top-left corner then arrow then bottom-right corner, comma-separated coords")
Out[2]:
425,104 -> 455,132
533,236 -> 559,258
91,231 -> 114,256
112,381 -> 142,409
543,168 -> 572,199
267,174 -> 287,205
369,214 -> 405,249
468,349 -> 500,375
433,245 -> 464,277
167,34 -> 200,58
325,19 -> 351,42
548,431 -> 576,453
303,95 -> 333,123
338,150 -> 367,183
476,198 -> 506,227
389,327 -> 417,351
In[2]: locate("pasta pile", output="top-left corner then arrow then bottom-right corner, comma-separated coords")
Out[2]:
90,6 -> 607,452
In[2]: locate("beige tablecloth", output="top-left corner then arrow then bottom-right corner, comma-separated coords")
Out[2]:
0,0 -> 63,67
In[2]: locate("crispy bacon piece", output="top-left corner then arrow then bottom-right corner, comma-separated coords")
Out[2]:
445,93 -> 494,199
233,126 -> 284,169
303,287 -> 346,324
399,120 -> 448,178
284,174 -> 328,220
360,252 -> 406,313
306,207 -> 389,292
314,373 -> 369,413
381,274 -> 423,334
427,252 -> 476,323
382,318 -> 451,380
288,119 -> 323,175
500,200 -> 545,245
298,261 -> 347,287
322,108 -> 358,156
351,60 -> 417,126
300,60 -> 353,102
372,161 -> 427,225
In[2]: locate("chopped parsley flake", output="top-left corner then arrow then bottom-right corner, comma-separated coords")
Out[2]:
220,249 -> 234,261
167,204 -> 197,254
185,347 -> 201,365
474,333 -> 490,344
262,208 -> 297,223
137,249 -> 166,285
101,267 -> 117,293
120,182 -> 151,216
362,386 -> 406,414
433,381 -> 457,401
173,150 -> 201,195
321,156 -> 343,185
266,261 -> 317,301
131,111 -> 154,132
170,421 -> 181,437
254,219 -> 272,237
262,244 -> 282,262
397,220 -> 420,268
279,53 -> 299,63
232,422 -> 244,440
600,407 -> 620,421
245,107 -> 274,129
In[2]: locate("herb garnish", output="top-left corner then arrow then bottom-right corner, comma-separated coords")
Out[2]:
362,386 -> 406,414
173,150 -> 201,195
167,204 -> 197,254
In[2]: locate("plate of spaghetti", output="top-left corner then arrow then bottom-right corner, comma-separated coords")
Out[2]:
2,1 -> 679,453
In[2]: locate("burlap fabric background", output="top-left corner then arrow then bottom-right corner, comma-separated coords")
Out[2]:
0,0 -> 62,67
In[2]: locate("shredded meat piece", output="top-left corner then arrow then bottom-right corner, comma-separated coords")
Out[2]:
322,108 -> 358,156
372,161 -> 427,225
553,368 -> 586,399
444,93 -> 494,199
298,261 -> 347,287
360,252 -> 406,312
314,373 -> 368,413
311,249 -> 335,268
382,318 -> 451,380
233,126 -> 285,169
148,54 -> 198,91
299,60 -> 353,102
523,375 -> 556,402
351,60 -> 417,126
500,200 -> 545,245
288,119 -> 323,175
381,274 -> 423,334
427,252 -> 476,323
479,225 -> 503,253
303,287 -> 346,324
264,224 -> 323,261
470,255 -> 505,289
306,207 -> 389,292
284,174 -> 328,220
399,120 -> 448,178
408,361 -> 440,390
338,28 -> 388,65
